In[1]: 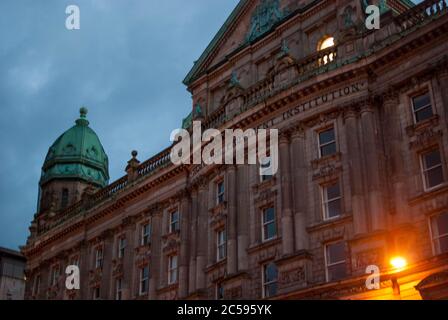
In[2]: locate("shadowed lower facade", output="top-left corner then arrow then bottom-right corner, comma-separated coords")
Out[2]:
23,0 -> 448,300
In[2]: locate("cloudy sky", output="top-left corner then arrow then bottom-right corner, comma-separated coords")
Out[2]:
0,0 -> 239,250
0,0 -> 422,250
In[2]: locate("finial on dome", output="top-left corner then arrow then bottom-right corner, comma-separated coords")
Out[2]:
131,150 -> 138,158
80,107 -> 88,118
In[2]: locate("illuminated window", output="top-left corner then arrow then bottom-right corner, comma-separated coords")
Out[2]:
431,212 -> 448,255
318,36 -> 335,65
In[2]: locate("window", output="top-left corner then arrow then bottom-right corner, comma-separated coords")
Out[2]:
217,229 -> 227,261
61,188 -> 69,209
260,157 -> 274,181
262,207 -> 277,241
322,181 -> 342,220
318,36 -> 335,65
139,266 -> 149,295
325,242 -> 347,282
262,263 -> 278,298
318,127 -> 337,158
141,223 -> 151,246
118,237 -> 126,259
431,212 -> 448,255
412,92 -> 433,123
168,255 -> 178,285
421,149 -> 444,190
93,287 -> 100,300
115,278 -> 123,300
169,211 -> 180,233
216,283 -> 224,300
95,247 -> 103,269
51,266 -> 60,286
33,275 -> 41,296
217,181 -> 225,204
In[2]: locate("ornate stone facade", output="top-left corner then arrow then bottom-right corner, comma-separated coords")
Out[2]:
23,0 -> 448,300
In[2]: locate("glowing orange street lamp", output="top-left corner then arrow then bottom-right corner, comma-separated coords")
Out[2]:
390,257 -> 408,270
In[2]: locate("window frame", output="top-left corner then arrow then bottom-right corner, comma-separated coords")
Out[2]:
217,181 -> 225,204
168,255 -> 178,285
95,247 -> 103,269
216,229 -> 227,262
115,278 -> 123,300
321,180 -> 342,221
141,223 -> 151,246
169,211 -> 180,233
118,237 -> 126,259
429,212 -> 448,255
262,206 -> 277,242
411,90 -> 434,124
420,148 -> 445,191
262,262 -> 278,298
324,241 -> 347,283
318,127 -> 337,159
139,266 -> 149,295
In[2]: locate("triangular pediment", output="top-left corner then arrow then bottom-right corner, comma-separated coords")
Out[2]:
183,0 -> 292,86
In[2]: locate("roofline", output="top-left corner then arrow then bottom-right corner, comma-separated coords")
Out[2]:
182,0 -> 250,87
0,247 -> 26,261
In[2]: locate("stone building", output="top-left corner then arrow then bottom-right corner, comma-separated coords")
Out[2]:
0,247 -> 26,300
23,0 -> 448,300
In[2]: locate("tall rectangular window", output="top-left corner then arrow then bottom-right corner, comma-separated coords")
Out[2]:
217,229 -> 227,262
33,275 -> 41,296
318,127 -> 337,158
118,237 -> 126,259
216,283 -> 225,300
262,263 -> 278,298
217,181 -> 225,204
141,223 -> 151,246
169,211 -> 180,233
325,242 -> 347,282
168,255 -> 178,285
421,149 -> 444,190
51,266 -> 60,286
115,278 -> 123,300
322,181 -> 342,220
412,92 -> 433,123
139,266 -> 149,295
431,212 -> 448,255
95,247 -> 103,269
262,207 -> 277,241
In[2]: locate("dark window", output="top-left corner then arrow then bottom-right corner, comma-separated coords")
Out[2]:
322,182 -> 342,219
412,92 -> 433,123
141,223 -> 151,245
217,181 -> 225,204
61,189 -> 69,209
170,212 -> 180,233
139,266 -> 149,295
217,283 -> 225,300
431,213 -> 448,255
421,149 -> 444,189
326,242 -> 347,282
263,263 -> 278,298
262,207 -> 277,241
319,128 -> 337,158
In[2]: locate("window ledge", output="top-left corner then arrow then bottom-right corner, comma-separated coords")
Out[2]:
306,215 -> 353,233
406,114 -> 440,137
409,183 -> 448,206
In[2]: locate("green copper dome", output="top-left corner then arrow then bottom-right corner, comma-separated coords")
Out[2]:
40,108 -> 109,187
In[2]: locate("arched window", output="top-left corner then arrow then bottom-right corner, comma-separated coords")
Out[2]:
61,188 -> 69,209
318,36 -> 335,65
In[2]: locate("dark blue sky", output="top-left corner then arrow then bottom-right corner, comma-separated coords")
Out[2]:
0,0 -> 239,250
0,0 -> 422,250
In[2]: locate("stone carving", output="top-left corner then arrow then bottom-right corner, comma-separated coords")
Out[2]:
353,248 -> 384,270
246,0 -> 285,43
409,128 -> 443,150
279,267 -> 306,286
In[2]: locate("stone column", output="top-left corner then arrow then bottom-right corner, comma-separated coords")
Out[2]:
279,134 -> 295,255
344,107 -> 368,235
188,189 -> 198,295
196,179 -> 208,291
79,240 -> 89,300
237,165 -> 249,271
149,211 -> 162,299
437,63 -> 448,125
100,231 -> 114,300
123,219 -> 136,300
383,91 -> 407,225
360,102 -> 385,231
227,166 -> 238,275
178,191 -> 191,298
290,126 -> 309,250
